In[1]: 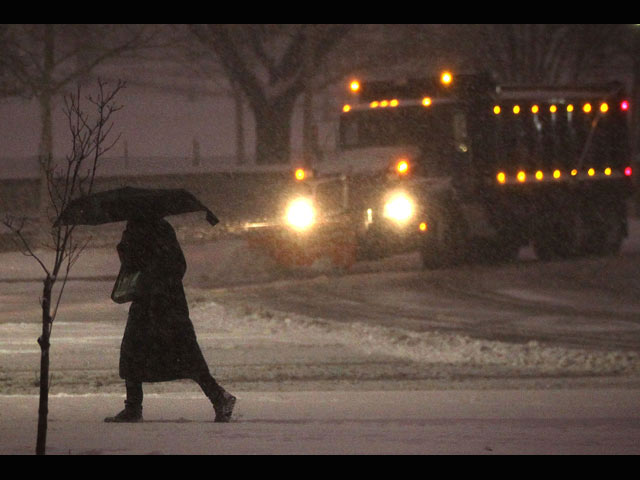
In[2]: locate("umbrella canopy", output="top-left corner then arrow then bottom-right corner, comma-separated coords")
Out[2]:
55,187 -> 219,227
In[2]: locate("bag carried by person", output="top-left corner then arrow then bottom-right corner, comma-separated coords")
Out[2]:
111,267 -> 142,304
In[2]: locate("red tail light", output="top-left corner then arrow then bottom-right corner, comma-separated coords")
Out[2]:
624,166 -> 632,177
621,100 -> 630,111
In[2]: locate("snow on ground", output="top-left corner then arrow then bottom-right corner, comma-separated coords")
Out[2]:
1,219 -> 640,453
2,389 -> 640,454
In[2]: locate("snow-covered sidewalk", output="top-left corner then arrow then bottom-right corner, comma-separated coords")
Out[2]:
2,388 -> 639,454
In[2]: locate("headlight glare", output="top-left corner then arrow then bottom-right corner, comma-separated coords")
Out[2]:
383,192 -> 414,223
285,197 -> 315,230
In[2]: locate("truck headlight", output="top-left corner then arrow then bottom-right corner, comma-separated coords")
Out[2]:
285,197 -> 316,231
383,192 -> 414,223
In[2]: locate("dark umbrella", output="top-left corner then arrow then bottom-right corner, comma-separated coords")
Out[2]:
55,186 -> 219,227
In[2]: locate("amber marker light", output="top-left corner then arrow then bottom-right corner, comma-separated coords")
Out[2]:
513,105 -> 521,114
370,101 -> 379,108
588,168 -> 595,176
600,103 -> 609,113
419,222 -> 428,232
571,169 -> 578,176
583,103 -> 592,113
390,99 -> 399,107
493,105 -> 501,115
531,105 -> 539,114
517,171 -> 526,183
396,159 -> 410,175
294,168 -> 306,181
422,97 -> 432,107
342,104 -> 351,113
604,167 -> 612,176
349,80 -> 360,93
550,105 -> 557,114
567,104 -> 574,113
553,169 -> 561,179
497,172 -> 506,184
441,71 -> 453,86
535,170 -> 544,181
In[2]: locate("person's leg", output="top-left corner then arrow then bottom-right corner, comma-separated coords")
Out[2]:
104,380 -> 144,423
194,372 -> 236,423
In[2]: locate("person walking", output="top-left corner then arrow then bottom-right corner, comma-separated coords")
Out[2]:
104,217 -> 236,423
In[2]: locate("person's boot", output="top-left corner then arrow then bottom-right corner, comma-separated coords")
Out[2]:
195,373 -> 236,423
104,400 -> 143,423
213,390 -> 236,423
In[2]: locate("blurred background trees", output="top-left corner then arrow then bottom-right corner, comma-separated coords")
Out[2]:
2,24 -> 639,170
0,24 -> 160,218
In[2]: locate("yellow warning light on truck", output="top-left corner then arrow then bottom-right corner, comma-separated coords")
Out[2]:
440,71 -> 453,86
396,159 -> 410,175
349,80 -> 360,93
294,168 -> 306,181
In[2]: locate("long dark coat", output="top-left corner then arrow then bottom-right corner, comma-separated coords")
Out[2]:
117,218 -> 210,382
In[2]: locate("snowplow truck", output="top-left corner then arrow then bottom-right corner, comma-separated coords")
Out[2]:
245,72 -> 634,269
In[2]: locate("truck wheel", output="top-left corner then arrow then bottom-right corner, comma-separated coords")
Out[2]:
532,233 -> 555,261
533,209 -> 587,260
420,216 -> 465,269
485,237 -> 521,264
586,206 -> 625,256
420,236 -> 445,269
356,234 -> 382,261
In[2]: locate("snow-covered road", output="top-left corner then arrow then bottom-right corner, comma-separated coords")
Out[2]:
2,221 -> 640,393
201,254 -> 640,351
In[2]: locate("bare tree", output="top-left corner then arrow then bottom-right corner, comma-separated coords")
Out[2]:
163,26 -> 250,165
450,24 -> 623,84
188,24 -> 352,165
1,80 -> 125,455
0,24 -> 158,218
0,25 -> 23,97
